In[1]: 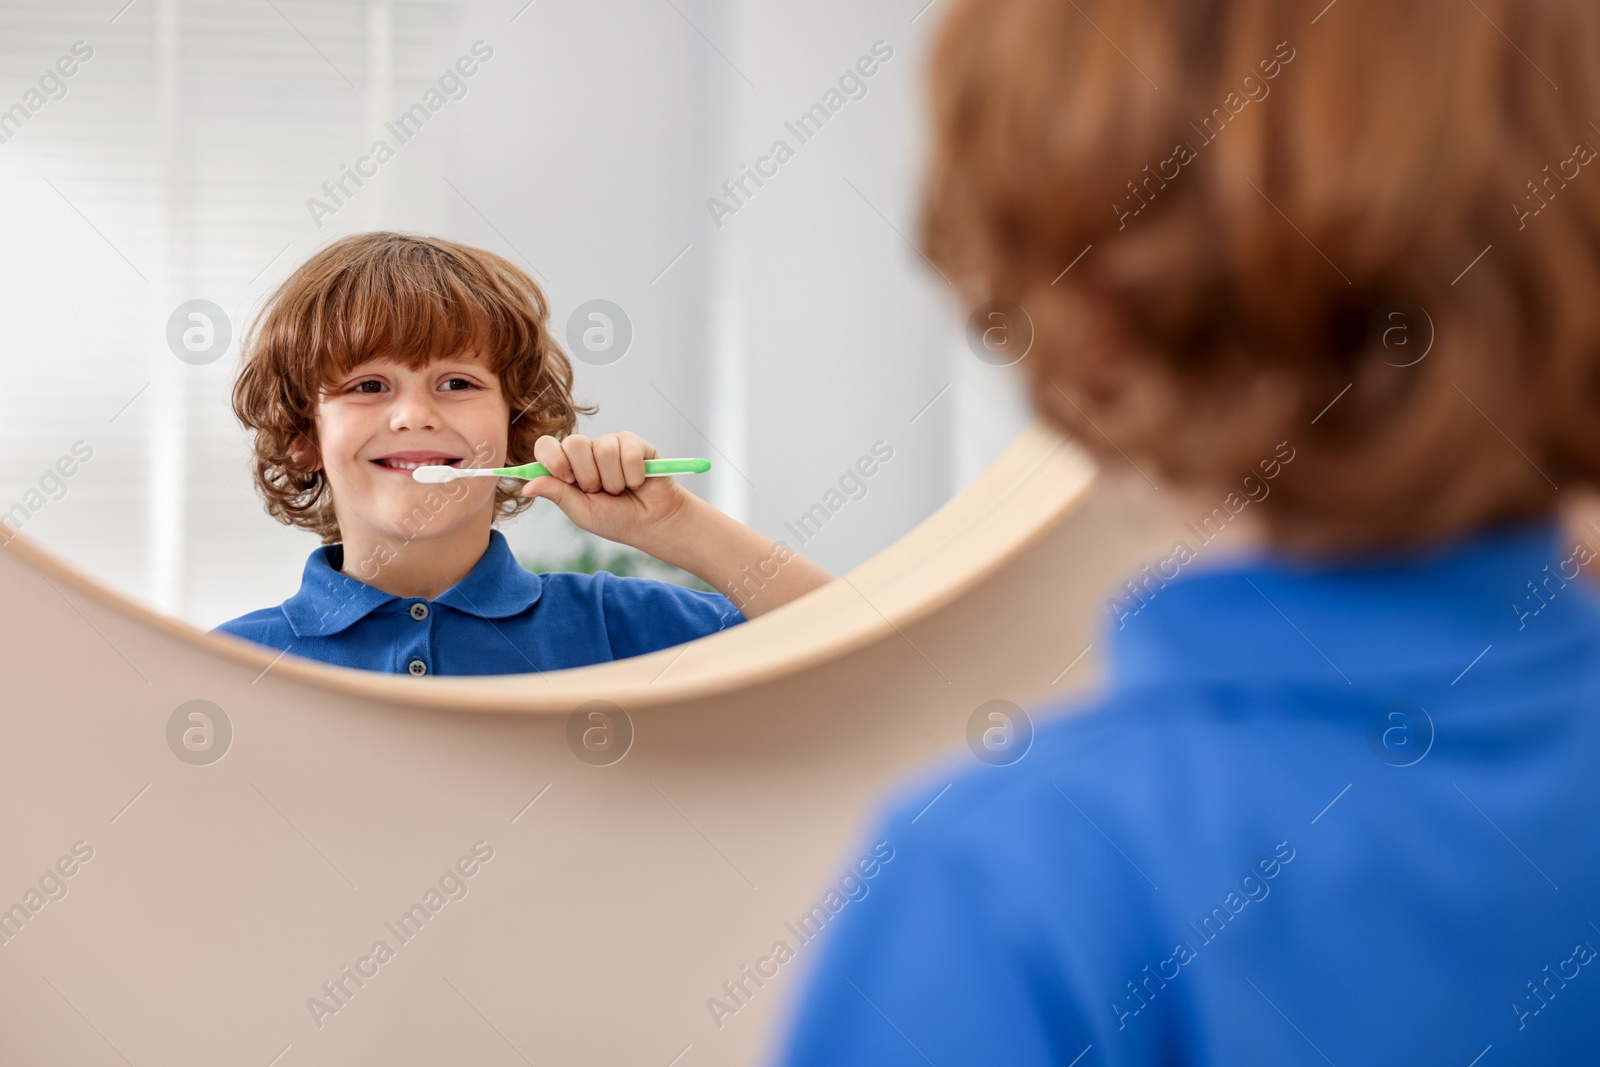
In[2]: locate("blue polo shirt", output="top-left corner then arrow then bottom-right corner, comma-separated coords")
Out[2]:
212,530 -> 744,675
775,515 -> 1600,1066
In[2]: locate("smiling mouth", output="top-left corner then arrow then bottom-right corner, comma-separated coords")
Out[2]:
371,457 -> 464,471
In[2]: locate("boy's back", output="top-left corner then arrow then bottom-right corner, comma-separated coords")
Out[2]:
774,0 -> 1600,1059
777,517 -> 1600,1064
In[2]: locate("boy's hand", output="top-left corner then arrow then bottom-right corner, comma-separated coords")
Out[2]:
519,432 -> 692,548
524,430 -> 835,618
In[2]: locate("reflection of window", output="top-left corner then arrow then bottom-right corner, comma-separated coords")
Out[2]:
0,1 -> 460,627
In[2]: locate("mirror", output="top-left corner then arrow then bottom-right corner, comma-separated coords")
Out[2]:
0,0 -> 1034,673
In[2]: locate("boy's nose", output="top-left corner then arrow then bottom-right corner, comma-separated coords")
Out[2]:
388,386 -> 443,430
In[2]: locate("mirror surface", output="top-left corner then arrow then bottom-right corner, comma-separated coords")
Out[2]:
0,0 -> 1034,671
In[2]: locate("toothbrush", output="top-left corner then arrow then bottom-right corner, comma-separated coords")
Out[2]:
411,458 -> 712,483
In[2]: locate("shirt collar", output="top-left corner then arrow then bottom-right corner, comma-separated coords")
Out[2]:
280,529 -> 544,638
1104,515 -> 1597,692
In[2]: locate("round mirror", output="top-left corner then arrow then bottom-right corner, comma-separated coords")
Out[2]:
0,1 -> 1036,677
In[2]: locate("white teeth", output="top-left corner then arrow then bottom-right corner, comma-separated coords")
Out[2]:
378,459 -> 451,470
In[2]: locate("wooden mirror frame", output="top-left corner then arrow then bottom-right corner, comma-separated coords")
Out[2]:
3,418 -> 1095,712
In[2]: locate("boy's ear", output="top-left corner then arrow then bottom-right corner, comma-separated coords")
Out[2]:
288,433 -> 323,473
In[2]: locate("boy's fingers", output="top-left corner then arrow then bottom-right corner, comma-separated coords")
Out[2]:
561,434 -> 602,492
533,434 -> 575,483
617,430 -> 658,461
618,435 -> 647,490
532,432 -> 653,494
593,434 -> 628,495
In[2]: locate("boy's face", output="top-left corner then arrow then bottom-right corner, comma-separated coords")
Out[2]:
303,350 -> 510,546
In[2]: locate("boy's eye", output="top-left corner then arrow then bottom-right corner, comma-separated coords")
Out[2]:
441,377 -> 474,392
351,380 -> 385,394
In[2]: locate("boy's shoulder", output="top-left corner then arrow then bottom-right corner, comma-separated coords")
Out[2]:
863,682 -> 1261,882
565,570 -> 745,658
210,605 -> 294,646
537,569 -> 731,606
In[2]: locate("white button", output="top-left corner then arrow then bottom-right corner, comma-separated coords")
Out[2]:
407,659 -> 427,676
409,602 -> 429,621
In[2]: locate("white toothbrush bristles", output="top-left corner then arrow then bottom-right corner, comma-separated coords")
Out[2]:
412,465 -> 469,483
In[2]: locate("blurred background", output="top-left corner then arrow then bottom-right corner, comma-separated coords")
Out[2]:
0,0 -> 1034,629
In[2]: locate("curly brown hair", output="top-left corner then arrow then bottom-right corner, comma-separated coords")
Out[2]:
921,0 -> 1600,556
232,231 -> 596,543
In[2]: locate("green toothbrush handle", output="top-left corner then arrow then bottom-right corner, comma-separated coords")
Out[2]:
492,458 -> 712,479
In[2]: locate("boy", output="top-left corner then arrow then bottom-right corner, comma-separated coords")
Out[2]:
776,0 -> 1600,1064
213,232 -> 831,676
